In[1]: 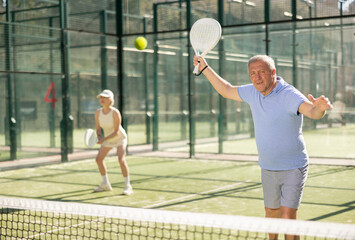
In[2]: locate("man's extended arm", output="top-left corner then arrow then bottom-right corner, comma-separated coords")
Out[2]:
194,56 -> 242,102
298,94 -> 333,119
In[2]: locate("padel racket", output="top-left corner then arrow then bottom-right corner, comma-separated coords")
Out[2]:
84,129 -> 97,148
190,18 -> 222,75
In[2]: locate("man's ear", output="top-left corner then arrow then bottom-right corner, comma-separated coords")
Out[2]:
272,69 -> 276,76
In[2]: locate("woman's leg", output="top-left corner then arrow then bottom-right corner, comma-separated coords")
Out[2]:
117,143 -> 133,195
96,146 -> 112,176
94,147 -> 113,192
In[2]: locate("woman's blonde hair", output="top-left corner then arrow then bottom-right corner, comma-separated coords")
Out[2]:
109,98 -> 114,106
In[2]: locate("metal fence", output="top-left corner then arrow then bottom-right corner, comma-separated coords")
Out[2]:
0,0 -> 354,161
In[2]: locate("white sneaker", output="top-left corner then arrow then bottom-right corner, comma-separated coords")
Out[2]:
122,185 -> 133,195
94,184 -> 112,192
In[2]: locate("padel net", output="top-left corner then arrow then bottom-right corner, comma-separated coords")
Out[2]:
1,196 -> 354,239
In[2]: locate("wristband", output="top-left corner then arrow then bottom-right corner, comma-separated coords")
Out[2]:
196,65 -> 208,76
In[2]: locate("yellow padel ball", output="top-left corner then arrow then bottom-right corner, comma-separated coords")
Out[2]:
134,36 -> 147,50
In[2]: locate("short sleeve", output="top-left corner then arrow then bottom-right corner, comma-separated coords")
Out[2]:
285,86 -> 308,115
237,84 -> 255,103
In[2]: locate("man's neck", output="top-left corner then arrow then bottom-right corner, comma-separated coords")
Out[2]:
261,79 -> 278,96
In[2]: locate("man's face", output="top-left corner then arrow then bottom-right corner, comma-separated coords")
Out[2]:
248,60 -> 276,96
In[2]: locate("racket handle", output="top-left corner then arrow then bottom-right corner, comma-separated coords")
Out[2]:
193,63 -> 200,75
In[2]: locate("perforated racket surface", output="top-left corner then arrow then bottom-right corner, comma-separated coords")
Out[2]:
190,18 -> 222,75
84,129 -> 97,148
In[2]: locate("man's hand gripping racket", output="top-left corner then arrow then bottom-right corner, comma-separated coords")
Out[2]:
190,18 -> 222,76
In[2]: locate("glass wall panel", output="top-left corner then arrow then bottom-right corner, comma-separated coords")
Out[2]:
0,0 -> 354,161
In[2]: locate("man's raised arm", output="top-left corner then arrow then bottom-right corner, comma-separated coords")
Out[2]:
194,56 -> 242,102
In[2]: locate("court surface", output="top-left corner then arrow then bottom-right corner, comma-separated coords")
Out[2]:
0,156 -> 354,224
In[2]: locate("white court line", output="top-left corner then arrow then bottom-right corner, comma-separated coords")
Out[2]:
143,181 -> 250,209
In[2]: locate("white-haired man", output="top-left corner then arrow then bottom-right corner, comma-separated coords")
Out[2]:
194,55 -> 332,240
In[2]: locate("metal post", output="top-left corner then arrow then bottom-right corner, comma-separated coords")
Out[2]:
241,0 -> 245,23
76,73 -> 81,129
179,0 -> 187,141
292,0 -> 298,88
12,13 -> 22,151
143,17 -> 151,144
264,0 -> 270,55
333,52 -> 338,100
186,0 -> 195,157
308,4 -> 313,59
180,46 -> 187,140
100,10 -> 108,90
116,0 -> 125,128
49,17 -> 56,147
339,1 -> 348,109
15,16 -> 26,152
217,0 -> 225,154
227,0 -> 231,25
152,3 -> 159,151
5,0 -> 16,160
60,0 -> 73,162
340,1 -> 345,67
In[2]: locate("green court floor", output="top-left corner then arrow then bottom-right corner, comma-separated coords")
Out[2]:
0,156 -> 354,224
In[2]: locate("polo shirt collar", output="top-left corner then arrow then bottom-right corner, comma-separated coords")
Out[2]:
272,76 -> 285,94
262,76 -> 286,99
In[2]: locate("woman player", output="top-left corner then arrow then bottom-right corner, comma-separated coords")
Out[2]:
94,89 -> 133,195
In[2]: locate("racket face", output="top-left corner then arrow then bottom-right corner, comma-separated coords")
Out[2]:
190,18 -> 222,56
84,129 -> 97,148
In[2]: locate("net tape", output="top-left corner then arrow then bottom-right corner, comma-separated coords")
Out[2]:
1,196 -> 354,239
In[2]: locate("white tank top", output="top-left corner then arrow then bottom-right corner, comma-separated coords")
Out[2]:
98,108 -> 127,147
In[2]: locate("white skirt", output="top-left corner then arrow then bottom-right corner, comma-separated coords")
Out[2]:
101,126 -> 127,148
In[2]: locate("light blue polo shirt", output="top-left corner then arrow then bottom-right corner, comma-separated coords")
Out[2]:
237,77 -> 309,170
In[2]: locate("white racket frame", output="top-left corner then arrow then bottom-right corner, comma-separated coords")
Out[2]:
84,128 -> 98,148
190,18 -> 222,75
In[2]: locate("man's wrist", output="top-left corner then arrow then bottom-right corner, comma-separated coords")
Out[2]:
197,65 -> 209,76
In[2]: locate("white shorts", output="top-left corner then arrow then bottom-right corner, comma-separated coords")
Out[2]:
101,128 -> 128,148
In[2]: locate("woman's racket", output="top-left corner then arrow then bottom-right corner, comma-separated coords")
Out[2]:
84,129 -> 97,148
190,18 -> 222,75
